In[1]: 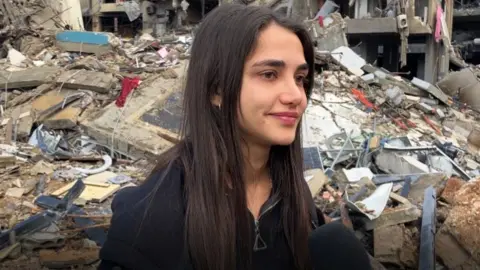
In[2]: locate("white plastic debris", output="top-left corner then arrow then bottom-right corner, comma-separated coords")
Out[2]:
74,155 -> 113,175
8,48 -> 26,67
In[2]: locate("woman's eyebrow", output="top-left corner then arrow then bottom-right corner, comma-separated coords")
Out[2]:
251,60 -> 309,71
252,59 -> 285,68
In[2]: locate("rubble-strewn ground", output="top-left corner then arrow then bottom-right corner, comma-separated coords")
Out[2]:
1,0 -> 480,269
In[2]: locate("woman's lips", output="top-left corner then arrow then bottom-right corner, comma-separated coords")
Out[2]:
269,112 -> 299,126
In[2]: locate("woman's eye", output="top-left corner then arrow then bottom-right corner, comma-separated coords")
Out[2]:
261,71 -> 277,80
295,75 -> 306,85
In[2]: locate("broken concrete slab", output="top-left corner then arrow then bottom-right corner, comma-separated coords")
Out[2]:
81,64 -> 187,158
407,174 -> 446,205
440,177 -> 465,204
375,151 -> 438,175
435,225 -> 480,269
56,70 -> 117,93
0,154 -> 16,168
437,68 -> 478,97
4,84 -> 53,109
440,178 -> 480,266
43,107 -> 83,130
361,65 -> 425,96
374,224 -> 418,268
31,92 -> 68,114
361,73 -> 376,84
411,77 -> 451,105
331,46 -> 366,76
459,76 -> 480,111
0,67 -> 59,90
5,187 -> 25,198
346,18 -> 398,34
16,113 -> 34,140
141,90 -> 183,137
364,204 -> 421,230
29,89 -> 85,130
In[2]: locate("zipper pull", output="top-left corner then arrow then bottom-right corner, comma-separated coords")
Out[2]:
253,219 -> 267,251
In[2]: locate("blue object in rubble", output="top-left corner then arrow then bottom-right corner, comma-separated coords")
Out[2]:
55,31 -> 110,45
303,147 -> 323,170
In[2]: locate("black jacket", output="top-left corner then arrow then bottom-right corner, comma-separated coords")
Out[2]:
98,162 -> 325,270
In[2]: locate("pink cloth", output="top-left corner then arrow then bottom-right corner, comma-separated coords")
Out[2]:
318,16 -> 324,27
435,5 -> 443,42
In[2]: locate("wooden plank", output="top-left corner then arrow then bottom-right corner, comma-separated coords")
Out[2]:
30,90 -> 84,129
52,181 -> 121,203
31,93 -> 65,115
39,249 -> 99,268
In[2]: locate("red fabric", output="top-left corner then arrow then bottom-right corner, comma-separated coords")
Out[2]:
116,77 -> 140,108
318,16 -> 324,27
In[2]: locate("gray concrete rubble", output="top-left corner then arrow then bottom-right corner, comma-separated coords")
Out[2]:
0,1 -> 480,269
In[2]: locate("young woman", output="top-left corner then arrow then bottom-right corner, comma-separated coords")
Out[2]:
98,4 -> 325,270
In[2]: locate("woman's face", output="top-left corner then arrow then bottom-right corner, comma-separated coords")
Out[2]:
238,23 -> 308,146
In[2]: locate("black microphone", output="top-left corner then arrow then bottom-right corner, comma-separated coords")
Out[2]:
309,221 -> 373,270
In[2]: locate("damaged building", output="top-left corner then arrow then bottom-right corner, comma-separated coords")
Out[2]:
78,0 -> 470,85
289,0 -> 457,84
452,0 -> 480,64
79,0 -> 292,36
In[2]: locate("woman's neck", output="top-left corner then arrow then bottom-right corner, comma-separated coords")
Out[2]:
242,140 -> 270,184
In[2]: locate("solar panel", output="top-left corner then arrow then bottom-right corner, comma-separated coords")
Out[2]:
303,147 -> 323,170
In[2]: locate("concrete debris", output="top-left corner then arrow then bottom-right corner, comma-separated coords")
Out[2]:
331,46 -> 366,76
305,12 -> 348,52
0,1 -> 479,269
56,70 -> 117,94
374,224 -> 418,268
0,67 -> 59,90
411,77 -> 451,105
437,68 -> 478,97
302,8 -> 480,270
435,178 -> 480,269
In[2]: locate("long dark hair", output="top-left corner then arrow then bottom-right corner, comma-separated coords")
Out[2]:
153,4 -> 315,270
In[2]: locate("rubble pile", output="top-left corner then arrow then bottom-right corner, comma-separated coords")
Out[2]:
303,12 -> 480,270
0,3 -> 194,267
0,0 -> 44,38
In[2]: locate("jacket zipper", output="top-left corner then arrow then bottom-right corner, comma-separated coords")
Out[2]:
253,198 -> 280,252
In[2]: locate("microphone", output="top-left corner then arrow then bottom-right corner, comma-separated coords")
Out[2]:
309,221 -> 373,270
